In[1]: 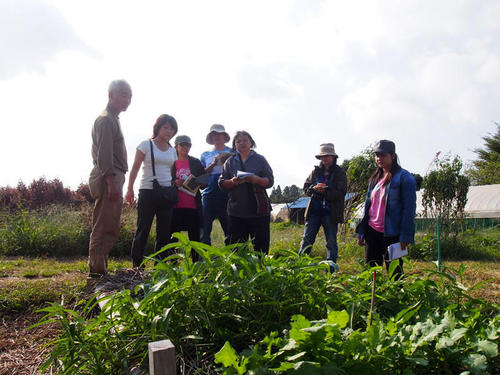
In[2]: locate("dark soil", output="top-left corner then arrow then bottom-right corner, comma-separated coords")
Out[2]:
0,269 -> 149,375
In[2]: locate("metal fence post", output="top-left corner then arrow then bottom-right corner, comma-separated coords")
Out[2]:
437,215 -> 441,272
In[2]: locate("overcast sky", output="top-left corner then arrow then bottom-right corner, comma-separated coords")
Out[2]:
1,0 -> 499,191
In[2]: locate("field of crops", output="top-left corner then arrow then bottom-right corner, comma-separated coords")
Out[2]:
0,206 -> 499,374
28,235 -> 498,374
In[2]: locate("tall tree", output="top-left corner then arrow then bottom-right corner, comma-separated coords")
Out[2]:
287,184 -> 301,202
282,186 -> 291,203
422,154 -> 470,237
467,123 -> 500,185
340,148 -> 377,227
270,185 -> 283,203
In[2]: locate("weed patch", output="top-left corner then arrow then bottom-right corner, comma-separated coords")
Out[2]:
36,237 -> 499,374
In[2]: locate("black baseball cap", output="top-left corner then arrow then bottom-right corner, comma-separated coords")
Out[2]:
374,139 -> 395,154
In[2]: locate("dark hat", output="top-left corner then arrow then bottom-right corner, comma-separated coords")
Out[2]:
374,139 -> 395,154
206,124 -> 230,145
174,135 -> 192,146
315,143 -> 338,159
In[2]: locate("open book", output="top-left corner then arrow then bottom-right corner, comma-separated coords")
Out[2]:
179,174 -> 210,196
216,152 -> 233,165
387,242 -> 408,261
237,170 -> 254,179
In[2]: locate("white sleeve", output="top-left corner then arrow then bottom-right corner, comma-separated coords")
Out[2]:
137,140 -> 150,155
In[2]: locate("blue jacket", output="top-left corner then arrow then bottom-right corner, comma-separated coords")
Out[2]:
356,167 -> 416,243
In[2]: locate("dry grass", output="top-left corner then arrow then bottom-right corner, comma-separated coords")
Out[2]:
0,313 -> 59,375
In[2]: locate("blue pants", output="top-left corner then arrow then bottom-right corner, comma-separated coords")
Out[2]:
299,214 -> 338,262
201,197 -> 230,245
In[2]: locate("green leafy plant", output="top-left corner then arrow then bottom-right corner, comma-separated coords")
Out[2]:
216,309 -> 499,374
422,154 -> 470,238
35,237 -> 499,374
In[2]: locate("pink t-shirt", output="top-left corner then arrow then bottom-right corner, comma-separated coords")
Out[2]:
368,177 -> 388,233
173,159 -> 197,209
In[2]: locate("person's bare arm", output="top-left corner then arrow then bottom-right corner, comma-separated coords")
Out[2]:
125,149 -> 145,204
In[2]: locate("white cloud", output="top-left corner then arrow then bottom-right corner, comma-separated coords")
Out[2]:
1,0 -> 500,190
0,0 -> 95,79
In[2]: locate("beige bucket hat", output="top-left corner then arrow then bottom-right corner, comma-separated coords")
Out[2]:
315,143 -> 338,159
206,124 -> 230,145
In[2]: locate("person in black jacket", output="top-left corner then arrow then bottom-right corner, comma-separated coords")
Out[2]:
298,143 -> 347,267
218,131 -> 274,253
169,135 -> 206,261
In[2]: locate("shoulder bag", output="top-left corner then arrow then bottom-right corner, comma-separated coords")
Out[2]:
150,140 -> 178,208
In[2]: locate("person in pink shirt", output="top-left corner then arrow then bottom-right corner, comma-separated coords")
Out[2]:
170,135 -> 205,261
356,140 -> 417,279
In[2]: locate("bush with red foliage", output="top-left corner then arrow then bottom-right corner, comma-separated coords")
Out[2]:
0,177 -> 94,211
0,186 -> 20,210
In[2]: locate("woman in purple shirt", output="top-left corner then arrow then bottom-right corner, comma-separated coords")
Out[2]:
218,131 -> 274,253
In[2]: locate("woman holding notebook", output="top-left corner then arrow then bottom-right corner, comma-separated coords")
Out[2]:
169,135 -> 205,261
356,140 -> 416,279
218,130 -> 274,253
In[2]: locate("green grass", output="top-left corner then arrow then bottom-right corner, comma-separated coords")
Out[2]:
0,278 -> 84,315
1,205 -> 498,262
0,214 -> 498,316
412,226 -> 500,261
0,205 -> 153,258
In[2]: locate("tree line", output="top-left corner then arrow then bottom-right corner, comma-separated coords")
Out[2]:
1,124 -> 497,218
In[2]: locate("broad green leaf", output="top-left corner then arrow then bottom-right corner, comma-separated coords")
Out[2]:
436,328 -> 467,349
475,339 -> 498,357
293,361 -> 322,374
273,362 -> 295,371
287,351 -> 306,361
281,339 -> 298,351
395,302 -> 421,324
408,357 -> 428,366
215,341 -> 239,368
486,324 -> 499,341
326,310 -> 349,328
462,353 -> 488,374
290,315 -> 311,330
290,315 -> 311,342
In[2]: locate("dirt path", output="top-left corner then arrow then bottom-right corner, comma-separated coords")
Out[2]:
0,313 -> 59,375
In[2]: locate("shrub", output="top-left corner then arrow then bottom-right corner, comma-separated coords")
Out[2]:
0,178 -> 90,212
0,205 -> 154,258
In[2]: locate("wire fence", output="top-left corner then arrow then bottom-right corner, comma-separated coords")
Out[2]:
415,217 -> 499,233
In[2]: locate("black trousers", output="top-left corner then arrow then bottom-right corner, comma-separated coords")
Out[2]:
131,189 -> 173,267
169,208 -> 201,262
365,225 -> 403,278
228,215 -> 270,254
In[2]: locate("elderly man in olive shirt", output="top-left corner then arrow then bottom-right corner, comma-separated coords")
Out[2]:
88,80 -> 132,276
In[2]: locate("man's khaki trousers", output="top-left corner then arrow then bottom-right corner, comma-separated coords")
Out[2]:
88,173 -> 125,275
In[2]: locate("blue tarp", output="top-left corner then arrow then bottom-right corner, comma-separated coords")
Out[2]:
286,192 -> 357,209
